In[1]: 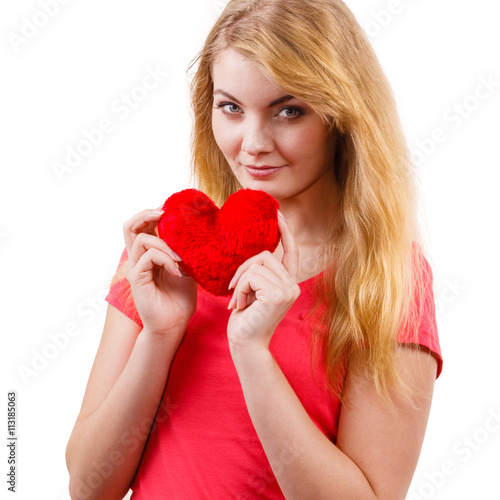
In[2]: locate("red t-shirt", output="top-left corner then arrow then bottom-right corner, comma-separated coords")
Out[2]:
105,247 -> 442,499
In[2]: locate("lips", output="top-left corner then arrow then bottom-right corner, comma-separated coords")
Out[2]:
245,165 -> 283,169
244,164 -> 285,177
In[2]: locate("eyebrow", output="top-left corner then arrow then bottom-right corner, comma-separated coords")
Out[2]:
213,89 -> 295,107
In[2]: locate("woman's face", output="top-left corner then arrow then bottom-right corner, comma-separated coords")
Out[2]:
211,49 -> 337,202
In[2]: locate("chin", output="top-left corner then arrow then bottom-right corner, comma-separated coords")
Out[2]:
250,185 -> 288,202
233,172 -> 289,201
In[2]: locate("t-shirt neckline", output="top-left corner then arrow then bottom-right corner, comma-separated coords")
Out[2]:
297,269 -> 325,289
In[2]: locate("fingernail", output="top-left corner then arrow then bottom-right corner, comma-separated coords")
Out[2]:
151,209 -> 164,216
228,278 -> 234,290
227,296 -> 234,310
172,251 -> 182,261
277,210 -> 285,221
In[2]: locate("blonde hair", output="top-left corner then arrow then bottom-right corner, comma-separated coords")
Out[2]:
186,0 -> 433,409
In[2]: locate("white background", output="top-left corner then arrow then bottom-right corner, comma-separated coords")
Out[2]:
1,1 -> 499,499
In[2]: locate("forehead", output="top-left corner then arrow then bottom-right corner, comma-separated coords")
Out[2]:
211,49 -> 288,101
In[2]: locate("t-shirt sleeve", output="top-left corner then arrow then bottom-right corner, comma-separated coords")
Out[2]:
397,250 -> 443,379
105,247 -> 143,327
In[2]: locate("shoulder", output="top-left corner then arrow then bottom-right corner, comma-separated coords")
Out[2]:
398,243 -> 443,378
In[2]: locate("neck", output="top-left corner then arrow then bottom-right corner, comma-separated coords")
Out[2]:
279,170 -> 341,247
273,169 -> 342,281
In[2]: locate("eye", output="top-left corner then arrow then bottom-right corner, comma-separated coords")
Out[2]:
277,106 -> 305,121
215,101 -> 242,115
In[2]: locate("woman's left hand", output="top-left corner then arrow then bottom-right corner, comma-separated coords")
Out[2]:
227,211 -> 301,351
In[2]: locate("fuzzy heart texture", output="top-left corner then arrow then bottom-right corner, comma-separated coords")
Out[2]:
157,188 -> 281,296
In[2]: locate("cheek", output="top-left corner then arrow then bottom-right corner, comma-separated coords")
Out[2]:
281,124 -> 329,164
212,114 -> 239,157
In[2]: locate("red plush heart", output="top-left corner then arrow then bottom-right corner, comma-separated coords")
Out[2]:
157,188 -> 281,296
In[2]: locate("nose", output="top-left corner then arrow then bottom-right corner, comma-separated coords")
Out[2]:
241,119 -> 275,156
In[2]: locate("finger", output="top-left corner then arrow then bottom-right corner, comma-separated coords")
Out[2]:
277,211 -> 299,282
229,271 -> 273,310
228,250 -> 294,291
123,208 -> 165,251
128,233 -> 181,272
126,247 -> 182,284
230,265 -> 283,310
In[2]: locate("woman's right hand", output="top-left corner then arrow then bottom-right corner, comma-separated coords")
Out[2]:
123,207 -> 197,341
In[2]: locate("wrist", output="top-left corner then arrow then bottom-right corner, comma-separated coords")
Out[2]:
228,338 -> 271,362
140,325 -> 186,350
229,342 -> 275,386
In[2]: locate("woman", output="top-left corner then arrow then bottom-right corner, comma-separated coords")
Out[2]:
66,0 -> 443,498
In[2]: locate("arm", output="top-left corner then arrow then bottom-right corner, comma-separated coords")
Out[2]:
66,208 -> 197,499
230,343 -> 437,500
227,213 -> 437,499
66,307 -> 182,500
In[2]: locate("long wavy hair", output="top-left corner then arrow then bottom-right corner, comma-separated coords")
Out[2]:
186,0 -> 434,409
